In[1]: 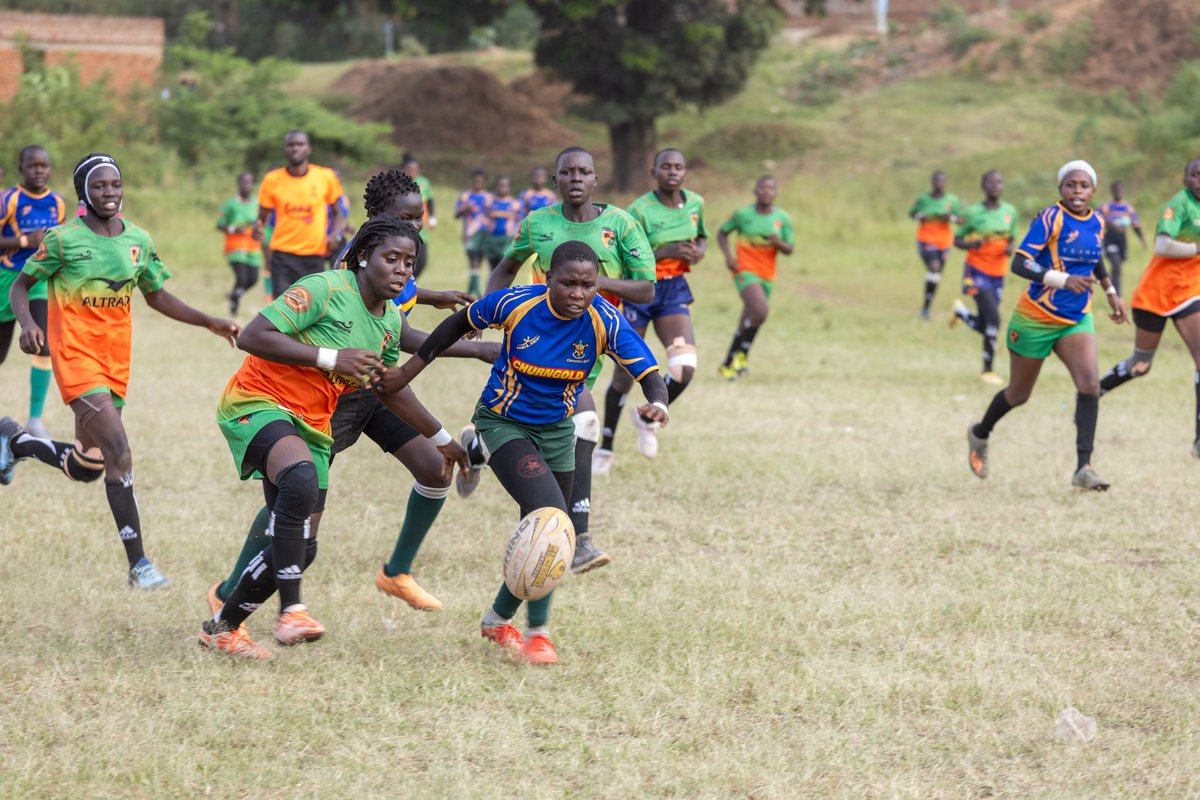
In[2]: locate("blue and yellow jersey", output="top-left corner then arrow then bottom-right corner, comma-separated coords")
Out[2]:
1014,202 -> 1104,325
393,278 -> 418,316
467,284 -> 658,425
519,188 -> 557,219
487,196 -> 522,238
1,186 -> 68,271
1098,200 -> 1139,232
456,190 -> 493,238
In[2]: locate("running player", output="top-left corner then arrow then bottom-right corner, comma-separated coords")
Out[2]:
199,217 -> 468,658
966,161 -> 1126,490
401,153 -> 436,279
1098,158 -> 1200,456
0,145 -> 67,438
216,171 -> 262,315
596,147 -> 704,471
1097,181 -> 1146,296
376,241 -> 668,664
484,176 -> 521,270
715,175 -> 794,380
206,169 -> 496,620
254,130 -> 346,295
455,168 -> 492,296
482,146 -> 655,574
910,170 -> 961,320
518,166 -> 556,219
950,170 -> 1018,385
0,153 -> 239,588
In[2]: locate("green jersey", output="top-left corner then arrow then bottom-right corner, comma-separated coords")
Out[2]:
217,196 -> 262,267
625,189 -> 707,279
1155,188 -> 1200,242
909,192 -> 961,248
956,201 -> 1018,277
719,204 -> 794,281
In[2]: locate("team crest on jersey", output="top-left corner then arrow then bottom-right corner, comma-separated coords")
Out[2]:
1164,207 -> 1176,221
129,245 -> 143,266
283,286 -> 312,313
31,242 -> 48,261
601,228 -> 616,249
690,213 -> 699,227
1004,215 -> 1012,223
1065,230 -> 1079,244
1010,330 -> 1020,343
572,340 -> 588,359
381,329 -> 395,350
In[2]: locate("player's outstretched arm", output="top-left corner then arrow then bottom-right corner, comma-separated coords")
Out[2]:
237,313 -> 381,381
377,387 -> 469,480
597,275 -> 654,304
415,287 -> 474,309
374,307 -> 475,393
143,288 -> 240,347
398,314 -> 497,362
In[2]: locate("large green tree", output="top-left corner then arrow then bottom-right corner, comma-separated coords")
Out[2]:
529,0 -> 781,190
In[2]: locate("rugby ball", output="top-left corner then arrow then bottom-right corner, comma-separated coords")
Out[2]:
503,507 -> 576,601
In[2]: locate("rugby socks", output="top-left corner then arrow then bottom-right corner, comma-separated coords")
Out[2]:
723,324 -> 760,367
217,505 -> 271,602
982,332 -> 996,374
1099,348 -> 1156,395
569,437 -> 593,537
10,432 -> 71,468
467,270 -> 481,297
665,374 -> 689,405
481,606 -> 510,627
491,583 -> 523,621
527,593 -> 552,628
975,391 -> 1014,439
600,386 -> 625,450
383,483 -> 449,577
271,526 -> 308,611
922,278 -> 939,312
104,473 -> 146,567
29,359 -> 51,420
1075,392 -> 1099,471
218,548 -> 274,629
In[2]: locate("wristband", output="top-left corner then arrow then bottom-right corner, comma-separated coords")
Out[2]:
1042,271 -> 1068,289
652,401 -> 669,414
315,347 -> 338,370
18,234 -> 28,248
1106,285 -> 1118,296
428,427 -> 452,446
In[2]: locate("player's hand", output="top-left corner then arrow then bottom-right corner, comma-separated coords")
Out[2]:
427,290 -> 474,309
636,402 -> 669,427
370,365 -> 408,394
437,440 -> 469,482
251,219 -> 264,241
474,341 -> 502,363
1107,292 -> 1128,324
767,234 -> 783,250
208,317 -> 240,347
1063,274 -> 1094,294
335,349 -> 383,385
678,241 -> 703,264
17,323 -> 45,355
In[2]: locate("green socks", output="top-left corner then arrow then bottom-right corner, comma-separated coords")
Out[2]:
29,363 -> 52,420
383,483 -> 448,577
217,505 -> 271,601
489,585 -> 553,626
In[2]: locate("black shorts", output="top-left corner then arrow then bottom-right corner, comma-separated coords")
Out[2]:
270,251 -> 326,296
1104,231 -> 1128,261
0,297 -> 48,362
1132,299 -> 1200,334
245,419 -> 329,512
329,388 -> 422,458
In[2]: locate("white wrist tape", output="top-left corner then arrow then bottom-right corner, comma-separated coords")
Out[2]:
316,347 -> 338,370
1042,271 -> 1068,289
428,427 -> 452,446
1106,285 -> 1118,295
652,401 -> 669,414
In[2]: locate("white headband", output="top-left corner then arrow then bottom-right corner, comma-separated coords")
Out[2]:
1058,160 -> 1096,187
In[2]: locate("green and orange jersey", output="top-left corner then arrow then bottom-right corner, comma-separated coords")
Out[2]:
217,195 -> 262,267
257,165 -> 344,256
504,203 -> 655,305
909,192 -> 961,249
956,201 -> 1018,278
719,204 -> 794,281
625,189 -> 707,280
1131,188 -> 1200,316
22,217 -> 171,403
414,175 -> 433,242
217,270 -> 403,445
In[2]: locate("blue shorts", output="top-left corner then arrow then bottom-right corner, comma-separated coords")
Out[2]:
962,264 -> 1004,301
622,275 -> 693,329
918,242 -> 950,269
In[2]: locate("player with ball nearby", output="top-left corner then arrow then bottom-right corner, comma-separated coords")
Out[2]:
375,240 -> 668,664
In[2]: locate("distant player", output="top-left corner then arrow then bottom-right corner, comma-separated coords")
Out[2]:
455,168 -> 493,296
0,144 -> 67,438
950,170 -> 1018,385
909,170 -> 961,319
1098,158 -> 1200,456
596,147 -> 704,472
966,161 -> 1126,490
375,241 -> 669,665
484,176 -> 521,270
1097,181 -> 1146,296
0,153 -> 239,588
518,166 -> 556,219
483,145 -> 656,575
402,153 -> 436,278
199,218 -> 467,658
216,170 -> 262,315
253,130 -> 346,295
715,175 -> 794,380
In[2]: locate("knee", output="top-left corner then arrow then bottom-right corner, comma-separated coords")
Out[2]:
410,451 -> 451,488
1005,388 -> 1032,407
63,443 -> 104,482
666,337 -> 697,384
273,461 -> 320,526
747,308 -> 768,327
573,410 -> 600,444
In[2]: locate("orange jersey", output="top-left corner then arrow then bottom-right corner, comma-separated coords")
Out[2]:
1131,253 -> 1200,316
257,165 -> 344,256
916,220 -> 954,250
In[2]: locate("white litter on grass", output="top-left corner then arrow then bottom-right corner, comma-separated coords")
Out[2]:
1053,707 -> 1096,742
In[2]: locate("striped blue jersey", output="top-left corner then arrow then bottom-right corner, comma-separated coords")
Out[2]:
1,186 -> 68,271
1015,202 -> 1105,325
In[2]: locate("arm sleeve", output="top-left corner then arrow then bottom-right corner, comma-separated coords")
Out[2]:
1015,207 -> 1051,261
503,215 -> 535,262
695,198 -> 708,239
1156,196 -> 1185,239
719,209 -> 740,236
1009,253 -> 1044,282
638,370 -> 668,407
137,238 -> 172,294
381,312 -> 404,367
1092,259 -> 1109,281
21,228 -> 63,281
257,173 -> 275,210
259,273 -> 334,335
618,216 -> 656,281
779,212 -> 795,245
1155,234 -> 1199,258
415,307 -> 475,363
216,199 -> 232,228
326,171 -> 345,206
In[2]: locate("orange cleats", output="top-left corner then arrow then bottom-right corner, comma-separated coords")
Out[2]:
520,633 -> 558,665
967,424 -> 989,479
480,622 -> 523,651
206,582 -> 248,635
374,567 -> 443,610
199,620 -> 274,659
274,608 -> 326,646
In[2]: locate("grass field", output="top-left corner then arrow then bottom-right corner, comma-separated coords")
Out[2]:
4,39 -> 1200,800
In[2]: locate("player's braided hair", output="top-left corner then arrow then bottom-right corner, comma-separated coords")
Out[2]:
344,217 -> 422,270
548,240 -> 598,272
363,169 -> 422,219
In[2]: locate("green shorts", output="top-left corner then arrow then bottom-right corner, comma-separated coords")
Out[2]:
472,402 -> 576,473
1006,311 -> 1095,359
79,386 -> 126,409
465,229 -> 488,257
226,248 -> 263,268
217,407 -> 331,488
484,234 -> 510,263
734,271 -> 774,300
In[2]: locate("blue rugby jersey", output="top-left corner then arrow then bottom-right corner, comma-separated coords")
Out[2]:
466,284 -> 658,424
1015,202 -> 1105,325
0,187 -> 68,271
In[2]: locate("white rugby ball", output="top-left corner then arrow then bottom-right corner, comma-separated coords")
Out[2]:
503,507 -> 576,601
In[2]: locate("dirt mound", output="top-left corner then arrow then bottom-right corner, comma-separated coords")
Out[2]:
340,63 -> 576,156
509,69 -> 584,117
1079,0 -> 1200,95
